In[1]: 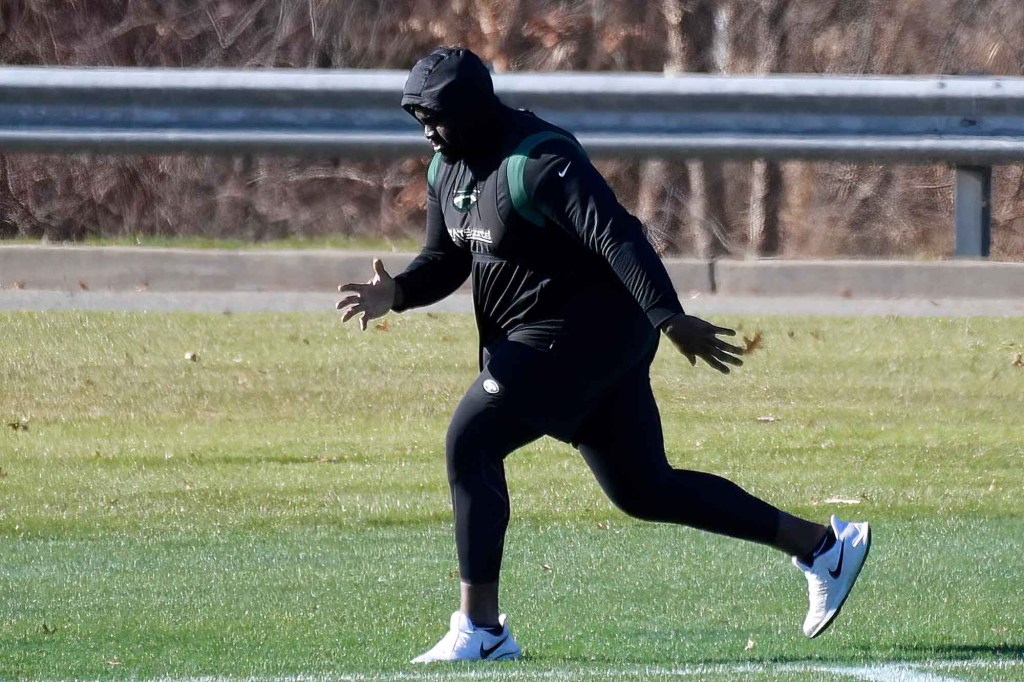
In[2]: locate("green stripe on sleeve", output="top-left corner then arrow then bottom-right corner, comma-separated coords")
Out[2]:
507,132 -> 585,226
426,152 -> 443,187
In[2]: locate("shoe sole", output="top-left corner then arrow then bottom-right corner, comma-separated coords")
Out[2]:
412,651 -> 521,663
807,524 -> 871,639
490,651 -> 521,661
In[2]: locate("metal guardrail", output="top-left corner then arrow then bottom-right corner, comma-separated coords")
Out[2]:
2,67 -> 1024,256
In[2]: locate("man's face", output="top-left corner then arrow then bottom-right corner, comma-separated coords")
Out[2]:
411,106 -> 462,160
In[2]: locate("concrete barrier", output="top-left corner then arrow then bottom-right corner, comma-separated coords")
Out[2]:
714,259 -> 1024,298
1,245 -> 1021,299
0,245 -> 416,292
0,246 -> 714,295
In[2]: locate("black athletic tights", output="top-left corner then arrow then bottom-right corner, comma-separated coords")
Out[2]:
446,358 -> 783,585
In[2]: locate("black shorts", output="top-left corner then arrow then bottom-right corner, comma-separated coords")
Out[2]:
477,297 -> 658,442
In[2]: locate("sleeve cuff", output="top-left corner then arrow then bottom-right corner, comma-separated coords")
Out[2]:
646,301 -> 685,330
390,276 -> 411,313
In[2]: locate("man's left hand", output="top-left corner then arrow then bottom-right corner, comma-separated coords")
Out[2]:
661,313 -> 745,374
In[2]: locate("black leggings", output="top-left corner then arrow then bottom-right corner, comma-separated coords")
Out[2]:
446,354 -> 782,585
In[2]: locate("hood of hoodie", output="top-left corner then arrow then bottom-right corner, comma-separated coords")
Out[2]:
401,47 -> 501,154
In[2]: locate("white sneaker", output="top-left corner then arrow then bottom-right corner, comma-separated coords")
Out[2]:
793,514 -> 871,638
411,611 -> 522,663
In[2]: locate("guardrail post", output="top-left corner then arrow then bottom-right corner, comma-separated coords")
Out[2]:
954,165 -> 992,258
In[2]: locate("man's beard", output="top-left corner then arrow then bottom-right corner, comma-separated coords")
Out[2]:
434,135 -> 465,161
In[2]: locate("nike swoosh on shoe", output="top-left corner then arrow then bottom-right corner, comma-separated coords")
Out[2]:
480,635 -> 508,659
828,542 -> 845,579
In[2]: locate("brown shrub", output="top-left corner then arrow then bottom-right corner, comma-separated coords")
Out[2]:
1,0 -> 1022,258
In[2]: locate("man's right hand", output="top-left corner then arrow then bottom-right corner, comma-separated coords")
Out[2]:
336,258 -> 398,331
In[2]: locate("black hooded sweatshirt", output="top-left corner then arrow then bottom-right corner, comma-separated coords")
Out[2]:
394,47 -> 684,357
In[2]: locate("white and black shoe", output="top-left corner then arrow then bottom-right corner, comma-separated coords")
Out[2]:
794,514 -> 871,638
411,611 -> 521,663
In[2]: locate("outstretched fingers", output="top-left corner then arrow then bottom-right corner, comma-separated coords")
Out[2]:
700,354 -> 731,374
336,259 -> 391,331
710,326 -> 745,356
708,351 -> 742,373
335,295 -> 360,310
338,282 -> 367,294
341,304 -> 364,323
337,282 -> 366,317
699,344 -> 743,374
712,347 -> 744,367
715,339 -> 747,356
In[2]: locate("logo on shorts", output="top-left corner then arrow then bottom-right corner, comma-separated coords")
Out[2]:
482,379 -> 501,395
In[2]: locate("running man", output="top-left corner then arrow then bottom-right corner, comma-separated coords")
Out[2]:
336,46 -> 871,663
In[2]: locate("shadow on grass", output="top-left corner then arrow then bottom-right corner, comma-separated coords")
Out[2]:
888,642 -> 1024,659
529,654 -> 833,667
531,644 -> 1024,668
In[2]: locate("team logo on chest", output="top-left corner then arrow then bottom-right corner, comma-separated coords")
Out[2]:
447,177 -> 491,245
453,186 -> 481,211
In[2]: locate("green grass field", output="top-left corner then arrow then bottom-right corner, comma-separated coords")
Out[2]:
2,311 -> 1023,681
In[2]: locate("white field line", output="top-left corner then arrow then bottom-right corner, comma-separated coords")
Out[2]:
33,658 -> 1024,682
829,664 -> 964,682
